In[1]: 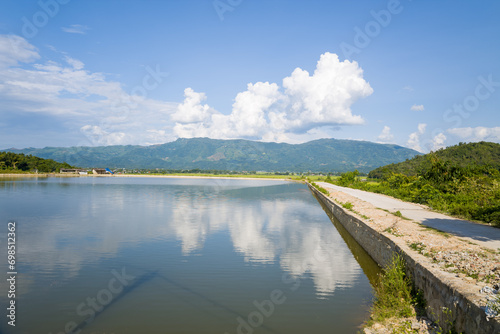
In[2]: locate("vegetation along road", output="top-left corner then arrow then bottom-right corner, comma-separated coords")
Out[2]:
317,182 -> 500,250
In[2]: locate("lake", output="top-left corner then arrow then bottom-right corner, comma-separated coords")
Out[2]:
0,176 -> 379,334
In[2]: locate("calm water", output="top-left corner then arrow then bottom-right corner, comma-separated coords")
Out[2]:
0,176 -> 378,334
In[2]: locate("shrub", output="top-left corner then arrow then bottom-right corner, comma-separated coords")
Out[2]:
342,202 -> 353,210
311,182 -> 329,195
337,170 -> 359,186
371,254 -> 414,322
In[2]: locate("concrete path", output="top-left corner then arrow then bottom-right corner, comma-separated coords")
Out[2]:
317,182 -> 500,250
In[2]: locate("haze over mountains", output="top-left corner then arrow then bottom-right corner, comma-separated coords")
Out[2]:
5,138 -> 420,173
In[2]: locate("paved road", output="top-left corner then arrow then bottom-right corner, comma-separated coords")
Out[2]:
317,182 -> 500,250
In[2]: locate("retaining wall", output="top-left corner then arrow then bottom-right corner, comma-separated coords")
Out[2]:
307,183 -> 500,334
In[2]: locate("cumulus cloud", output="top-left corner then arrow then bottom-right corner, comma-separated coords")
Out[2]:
447,127 -> 500,143
281,53 -> 369,129
377,126 -> 394,142
61,24 -> 90,35
173,52 -> 372,142
411,104 -> 424,111
407,123 -> 427,152
431,133 -> 447,151
0,34 -> 177,147
171,88 -> 216,123
0,36 -> 373,147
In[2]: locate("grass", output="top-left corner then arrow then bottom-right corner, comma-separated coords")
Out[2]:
311,182 -> 329,195
419,224 -> 451,238
379,208 -> 412,221
368,254 -> 418,324
342,202 -> 353,210
384,227 -> 404,237
485,274 -> 495,284
449,267 -> 484,282
336,164 -> 500,227
393,210 -> 404,218
392,210 -> 411,220
430,307 -> 461,334
409,242 -> 427,254
367,253 -> 462,333
335,200 -> 371,220
0,170 -> 34,174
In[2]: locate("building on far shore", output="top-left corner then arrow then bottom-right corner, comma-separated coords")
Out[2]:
60,168 -> 87,174
60,168 -> 111,175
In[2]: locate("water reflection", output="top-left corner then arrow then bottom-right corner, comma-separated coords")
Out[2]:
0,178 -> 362,301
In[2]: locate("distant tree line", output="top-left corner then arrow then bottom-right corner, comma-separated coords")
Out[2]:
0,152 -> 73,173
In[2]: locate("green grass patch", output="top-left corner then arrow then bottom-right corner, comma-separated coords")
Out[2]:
379,208 -> 410,220
336,200 -> 371,220
342,202 -> 353,210
311,182 -> 329,195
409,242 -> 426,254
384,227 -> 404,237
392,210 -> 411,220
369,254 -> 416,323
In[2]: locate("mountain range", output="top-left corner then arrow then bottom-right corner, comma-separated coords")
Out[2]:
5,137 -> 420,173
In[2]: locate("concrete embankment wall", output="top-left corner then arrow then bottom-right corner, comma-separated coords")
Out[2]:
307,183 -> 500,334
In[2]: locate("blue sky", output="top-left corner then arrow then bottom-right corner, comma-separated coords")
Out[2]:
0,0 -> 499,152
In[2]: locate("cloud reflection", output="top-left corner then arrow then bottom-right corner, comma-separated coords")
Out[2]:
0,179 -> 361,298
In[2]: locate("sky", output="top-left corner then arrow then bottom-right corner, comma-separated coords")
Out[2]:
0,0 -> 499,152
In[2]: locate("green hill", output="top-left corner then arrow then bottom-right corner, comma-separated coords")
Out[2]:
368,141 -> 500,179
0,151 -> 74,173
4,137 -> 420,173
335,141 -> 500,225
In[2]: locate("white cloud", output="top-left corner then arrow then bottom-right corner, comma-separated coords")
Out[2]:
417,123 -> 426,134
0,37 -> 373,147
173,52 -> 372,142
0,35 -> 39,68
0,34 -> 177,147
281,52 -> 369,129
447,127 -> 500,143
65,56 -> 84,70
377,126 -> 394,142
410,104 -> 424,111
61,24 -> 89,35
80,125 -> 127,146
171,88 -> 216,123
431,133 -> 447,151
230,82 -> 282,137
406,123 -> 427,152
401,85 -> 414,92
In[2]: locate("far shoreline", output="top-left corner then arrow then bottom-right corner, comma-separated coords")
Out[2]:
0,173 -> 300,182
